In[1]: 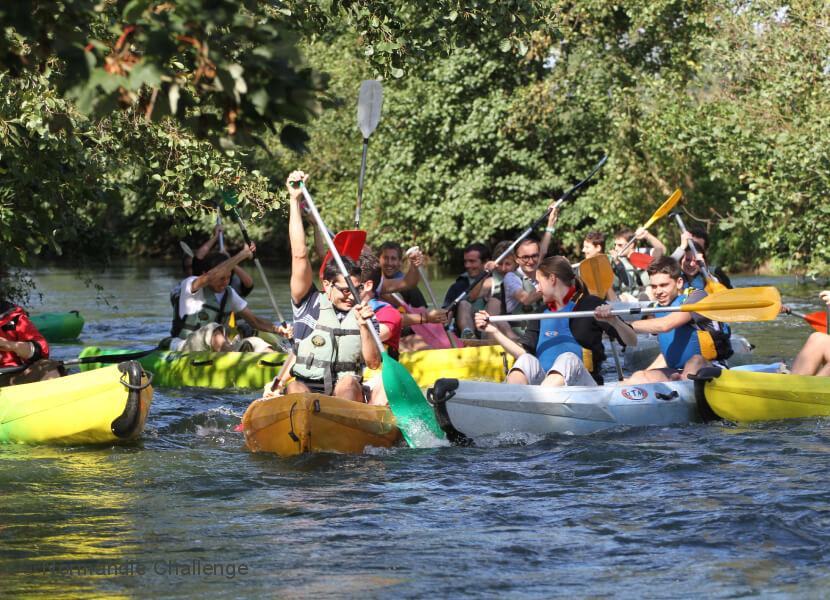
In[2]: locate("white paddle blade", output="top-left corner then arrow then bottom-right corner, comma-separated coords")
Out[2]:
357,80 -> 383,139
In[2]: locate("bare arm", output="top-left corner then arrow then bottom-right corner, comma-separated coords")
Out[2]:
539,203 -> 559,258
195,225 -> 221,259
354,304 -> 381,370
287,170 -> 313,305
191,245 -> 252,293
381,250 -> 423,293
631,311 -> 692,334
474,310 -> 528,359
236,307 -> 279,335
636,228 -> 666,259
232,265 -> 254,290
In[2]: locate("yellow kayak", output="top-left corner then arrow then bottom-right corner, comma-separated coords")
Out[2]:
0,362 -> 152,445
697,367 -> 830,422
242,393 -> 401,456
369,344 -> 512,387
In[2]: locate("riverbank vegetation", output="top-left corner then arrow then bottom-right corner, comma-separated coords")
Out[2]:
1,1 -> 827,289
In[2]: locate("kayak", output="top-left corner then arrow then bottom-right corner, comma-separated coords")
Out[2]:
693,366 -> 830,422
30,311 -> 84,342
0,361 -> 152,445
79,347 -> 287,389
612,334 -> 754,371
80,343 -> 511,390
242,393 -> 400,456
428,378 -> 699,444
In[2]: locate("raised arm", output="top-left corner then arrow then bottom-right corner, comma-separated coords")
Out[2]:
635,227 -> 666,259
287,170 -> 313,305
539,203 -> 559,258
195,224 -> 221,259
191,244 -> 253,293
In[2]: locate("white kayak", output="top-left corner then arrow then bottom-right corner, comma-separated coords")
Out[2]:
427,378 -> 700,444
610,334 -> 754,372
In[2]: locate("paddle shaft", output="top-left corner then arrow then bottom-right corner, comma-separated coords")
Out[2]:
616,189 -> 682,257
231,208 -> 287,326
355,138 -> 369,229
418,266 -> 458,348
301,184 -> 385,354
216,209 -> 225,253
445,155 -> 608,311
487,300 -> 775,322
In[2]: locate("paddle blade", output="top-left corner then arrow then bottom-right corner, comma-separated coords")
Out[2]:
627,252 -> 654,270
803,311 -> 828,333
703,277 -> 728,295
684,286 -> 781,322
643,188 -> 682,229
319,230 -> 368,279
581,255 -> 615,297
357,80 -> 383,139
381,352 -> 446,447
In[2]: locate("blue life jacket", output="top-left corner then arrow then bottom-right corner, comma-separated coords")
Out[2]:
683,273 -> 707,291
656,293 -> 703,369
536,301 -> 583,372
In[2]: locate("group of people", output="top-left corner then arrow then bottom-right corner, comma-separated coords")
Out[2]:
3,172 -> 830,401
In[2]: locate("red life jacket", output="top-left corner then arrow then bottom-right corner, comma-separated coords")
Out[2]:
0,302 -> 49,367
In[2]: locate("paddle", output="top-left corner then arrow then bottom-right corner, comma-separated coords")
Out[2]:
223,195 -> 288,329
627,252 -> 654,270
785,308 -> 828,333
445,155 -> 609,312
355,79 -> 383,229
179,241 -> 194,257
487,286 -> 782,324
672,212 -> 727,294
616,189 -> 683,259
216,204 -> 225,253
578,254 -> 623,379
405,246 -> 457,348
300,182 -> 444,446
318,230 -> 367,280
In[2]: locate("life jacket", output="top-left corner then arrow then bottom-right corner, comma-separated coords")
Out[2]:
0,303 -> 49,368
656,291 -> 733,368
170,284 -> 231,338
614,256 -> 648,295
368,297 -> 399,360
536,300 -> 586,373
291,295 -> 364,394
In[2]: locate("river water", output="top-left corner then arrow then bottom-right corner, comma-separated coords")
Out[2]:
2,262 -> 829,598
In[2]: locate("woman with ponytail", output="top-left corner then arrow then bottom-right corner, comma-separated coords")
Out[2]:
475,256 -> 637,387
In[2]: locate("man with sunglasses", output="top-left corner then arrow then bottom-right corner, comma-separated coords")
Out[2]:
285,170 -> 381,403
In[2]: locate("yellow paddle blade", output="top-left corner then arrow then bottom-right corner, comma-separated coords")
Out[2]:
643,188 -> 683,230
703,277 -> 728,295
581,255 -> 614,297
229,311 -> 236,328
682,286 -> 781,322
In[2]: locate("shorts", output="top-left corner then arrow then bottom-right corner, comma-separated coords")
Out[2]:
509,352 -> 598,387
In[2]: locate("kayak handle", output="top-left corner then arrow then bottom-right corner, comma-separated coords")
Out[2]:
191,359 -> 215,367
258,359 -> 282,368
655,390 -> 679,401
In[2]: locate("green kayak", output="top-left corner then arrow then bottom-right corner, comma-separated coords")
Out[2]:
31,311 -> 85,342
79,346 -> 287,389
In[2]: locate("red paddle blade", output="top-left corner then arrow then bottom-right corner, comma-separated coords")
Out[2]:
627,252 -> 654,270
804,311 -> 828,333
319,230 -> 367,279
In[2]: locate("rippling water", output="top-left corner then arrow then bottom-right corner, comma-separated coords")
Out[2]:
1,263 -> 828,598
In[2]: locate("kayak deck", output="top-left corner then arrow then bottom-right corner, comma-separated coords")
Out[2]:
242,393 -> 401,456
0,361 -> 152,445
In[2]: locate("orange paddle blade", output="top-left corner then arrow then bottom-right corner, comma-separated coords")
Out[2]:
319,230 -> 367,279
803,311 -> 828,332
682,286 -> 781,322
627,252 -> 654,270
643,188 -> 683,229
580,255 -> 615,297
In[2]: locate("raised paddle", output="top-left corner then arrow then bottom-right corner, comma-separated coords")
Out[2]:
446,154 -> 609,312
318,229 -> 367,280
578,254 -> 623,379
216,204 -> 225,253
627,252 -> 654,270
672,212 -> 727,295
785,308 -> 828,333
487,286 -> 782,324
355,80 -> 383,229
405,246 -> 457,348
299,182 -> 445,447
223,195 -> 288,329
179,241 -> 194,257
616,188 -> 683,258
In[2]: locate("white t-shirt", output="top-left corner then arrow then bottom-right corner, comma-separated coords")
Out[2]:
170,276 -> 248,350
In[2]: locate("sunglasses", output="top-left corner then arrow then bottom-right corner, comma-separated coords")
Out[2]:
330,283 -> 364,295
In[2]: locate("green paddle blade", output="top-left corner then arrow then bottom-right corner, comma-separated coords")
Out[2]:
381,352 -> 446,446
